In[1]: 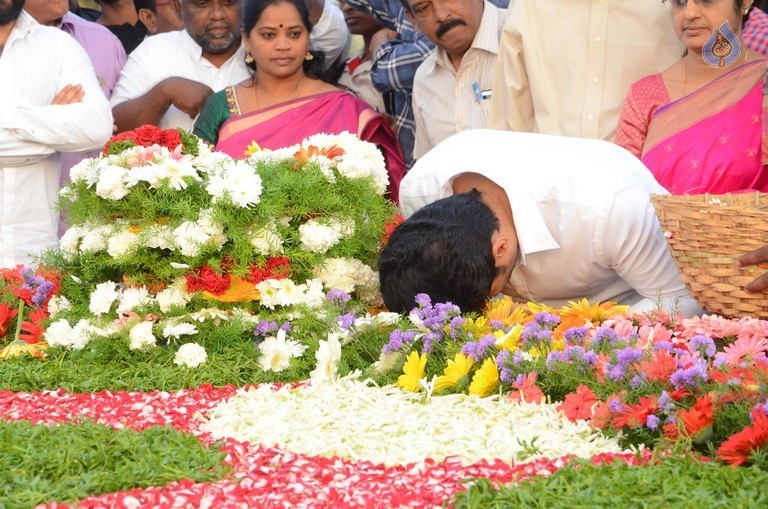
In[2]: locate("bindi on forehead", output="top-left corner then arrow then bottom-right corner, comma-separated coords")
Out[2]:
279,24 -> 283,28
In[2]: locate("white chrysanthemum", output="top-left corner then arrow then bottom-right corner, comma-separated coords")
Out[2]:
70,157 -> 105,186
197,208 -> 227,248
128,321 -> 157,351
229,307 -> 260,325
255,278 -> 308,309
117,287 -> 153,314
205,160 -> 262,207
248,219 -> 283,255
174,342 -> 208,368
373,350 -> 405,373
59,226 -> 85,259
162,321 -> 199,340
96,164 -> 130,200
189,307 -> 230,324
107,228 -> 139,258
44,318 -> 102,350
305,154 -> 335,181
122,163 -> 155,188
153,157 -> 199,190
172,221 -> 210,257
80,224 -> 113,253
139,223 -> 175,250
89,281 -> 120,315
298,219 -> 345,253
315,257 -> 378,297
47,295 -> 72,319
257,329 -> 308,372
301,278 -> 326,308
309,332 -> 342,384
155,285 -> 190,313
194,150 -> 234,174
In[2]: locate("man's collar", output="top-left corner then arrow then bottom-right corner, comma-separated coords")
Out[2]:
506,187 -> 560,266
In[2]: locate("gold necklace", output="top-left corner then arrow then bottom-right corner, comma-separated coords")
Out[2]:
683,48 -> 748,96
253,75 -> 305,110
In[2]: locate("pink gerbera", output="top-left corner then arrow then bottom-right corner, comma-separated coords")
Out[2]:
714,336 -> 768,367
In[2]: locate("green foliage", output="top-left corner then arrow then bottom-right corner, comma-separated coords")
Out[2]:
451,455 -> 768,509
0,420 -> 228,508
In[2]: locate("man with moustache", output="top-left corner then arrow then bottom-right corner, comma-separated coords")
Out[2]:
404,0 -> 505,160
111,0 -> 350,133
0,0 -> 113,265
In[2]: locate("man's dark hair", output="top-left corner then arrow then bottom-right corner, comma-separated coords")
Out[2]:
0,0 -> 25,25
378,189 -> 501,314
133,0 -> 156,12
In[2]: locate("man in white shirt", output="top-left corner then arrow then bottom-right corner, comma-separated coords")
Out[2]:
111,0 -> 350,133
407,0 -> 505,159
0,2 -> 113,266
379,129 -> 702,317
489,0 -> 681,141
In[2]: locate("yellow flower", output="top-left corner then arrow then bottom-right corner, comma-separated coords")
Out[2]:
485,297 -> 531,327
397,350 -> 427,392
560,298 -> 629,323
468,357 -> 499,397
526,301 -> 559,315
244,141 -> 263,157
463,316 -> 491,337
0,340 -> 47,360
494,324 -> 522,351
433,353 -> 474,392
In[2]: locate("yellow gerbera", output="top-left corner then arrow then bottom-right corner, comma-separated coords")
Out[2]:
468,357 -> 499,397
526,301 -> 559,315
485,297 -> 531,327
560,298 -> 629,323
244,141 -> 263,157
462,316 -> 491,337
494,324 -> 522,351
397,350 -> 427,392
433,353 -> 474,392
0,340 -> 48,360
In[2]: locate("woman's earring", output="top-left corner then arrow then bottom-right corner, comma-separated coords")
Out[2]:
245,52 -> 254,64
304,51 -> 314,61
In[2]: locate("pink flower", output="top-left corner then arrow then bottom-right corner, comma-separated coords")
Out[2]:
680,314 -> 743,340
714,336 -> 768,367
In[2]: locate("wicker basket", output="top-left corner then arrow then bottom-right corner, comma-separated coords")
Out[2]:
651,193 -> 768,319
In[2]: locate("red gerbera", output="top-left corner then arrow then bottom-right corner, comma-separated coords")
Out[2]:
557,385 -> 600,422
718,409 -> 768,466
611,396 -> 658,429
632,349 -> 678,382
0,303 -> 19,338
19,307 -> 47,344
663,394 -> 715,441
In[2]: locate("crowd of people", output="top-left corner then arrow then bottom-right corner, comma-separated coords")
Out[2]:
2,0 -> 768,314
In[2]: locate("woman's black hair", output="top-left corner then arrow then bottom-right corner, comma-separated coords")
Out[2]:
242,0 -> 327,78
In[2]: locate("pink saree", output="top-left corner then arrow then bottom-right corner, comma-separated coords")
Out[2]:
642,59 -> 768,195
215,90 -> 405,202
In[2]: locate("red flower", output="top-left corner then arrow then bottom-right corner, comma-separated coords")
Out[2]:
611,396 -> 658,429
104,125 -> 183,154
0,303 -> 19,338
507,372 -> 544,404
247,257 -> 292,284
185,265 -> 231,295
663,394 -> 715,441
379,214 -> 403,252
19,308 -> 47,344
632,350 -> 678,382
718,409 -> 768,466
557,385 -> 600,422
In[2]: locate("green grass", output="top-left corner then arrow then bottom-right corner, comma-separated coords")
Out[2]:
452,455 -> 768,509
0,420 -> 229,508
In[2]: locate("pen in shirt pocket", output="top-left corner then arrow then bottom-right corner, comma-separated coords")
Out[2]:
472,82 -> 492,101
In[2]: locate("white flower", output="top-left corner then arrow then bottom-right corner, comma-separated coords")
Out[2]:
128,321 -> 157,351
47,295 -> 71,318
354,312 -> 401,332
298,218 -> 345,253
89,281 -> 119,315
373,350 -> 405,373
117,287 -> 153,314
80,224 -> 113,253
189,307 -> 229,324
96,164 -> 130,200
172,221 -> 210,257
59,226 -> 85,259
257,329 -> 308,372
248,219 -> 283,255
309,332 -> 342,383
205,160 -> 262,207
153,157 -> 200,190
155,285 -> 189,313
139,224 -> 175,250
69,156 -> 101,184
44,318 -> 102,350
255,278 -> 308,309
107,228 -> 139,258
162,321 -> 199,340
301,278 -> 326,308
194,151 -> 233,174
315,257 -> 378,299
174,342 -> 208,368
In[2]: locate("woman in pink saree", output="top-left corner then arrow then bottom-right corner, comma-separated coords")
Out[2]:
616,0 -> 768,195
194,0 -> 405,202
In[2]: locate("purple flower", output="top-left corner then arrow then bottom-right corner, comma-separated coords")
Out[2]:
448,316 -> 465,338
564,326 -> 589,344
500,367 -> 513,383
337,313 -> 355,330
653,341 -> 673,353
490,320 -> 503,329
326,289 -> 351,307
414,293 -> 432,307
512,350 -> 528,365
461,334 -> 496,361
279,322 -> 291,332
383,329 -> 417,355
534,312 -> 560,329
669,360 -> 709,390
254,320 -> 278,337
606,363 -> 627,382
713,356 -> 728,368
421,331 -> 441,353
581,350 -> 598,367
657,391 -> 675,414
545,350 -> 563,369
31,281 -> 54,307
689,335 -> 716,359
609,400 -> 625,413
629,374 -> 647,389
616,347 -> 644,366
591,327 -> 619,349
495,350 -> 511,369
646,414 -> 660,431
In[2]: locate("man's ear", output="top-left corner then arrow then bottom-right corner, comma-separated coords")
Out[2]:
138,8 -> 157,35
491,234 -> 508,265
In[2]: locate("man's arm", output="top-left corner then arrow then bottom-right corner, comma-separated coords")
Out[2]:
488,1 -> 534,132
737,246 -> 768,293
0,37 -> 112,156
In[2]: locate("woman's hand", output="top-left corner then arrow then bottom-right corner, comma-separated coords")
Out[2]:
736,245 -> 768,293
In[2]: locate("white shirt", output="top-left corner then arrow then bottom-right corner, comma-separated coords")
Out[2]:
399,129 -> 702,317
412,2 -> 505,159
338,49 -> 386,113
0,12 -> 113,266
489,0 -> 682,141
110,5 -> 350,132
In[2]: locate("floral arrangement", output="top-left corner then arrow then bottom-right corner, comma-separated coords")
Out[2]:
35,125 -> 395,367
377,294 -> 768,467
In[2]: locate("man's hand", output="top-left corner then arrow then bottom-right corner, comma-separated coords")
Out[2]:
51,84 -> 85,105
161,77 -> 214,119
736,245 -> 768,293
